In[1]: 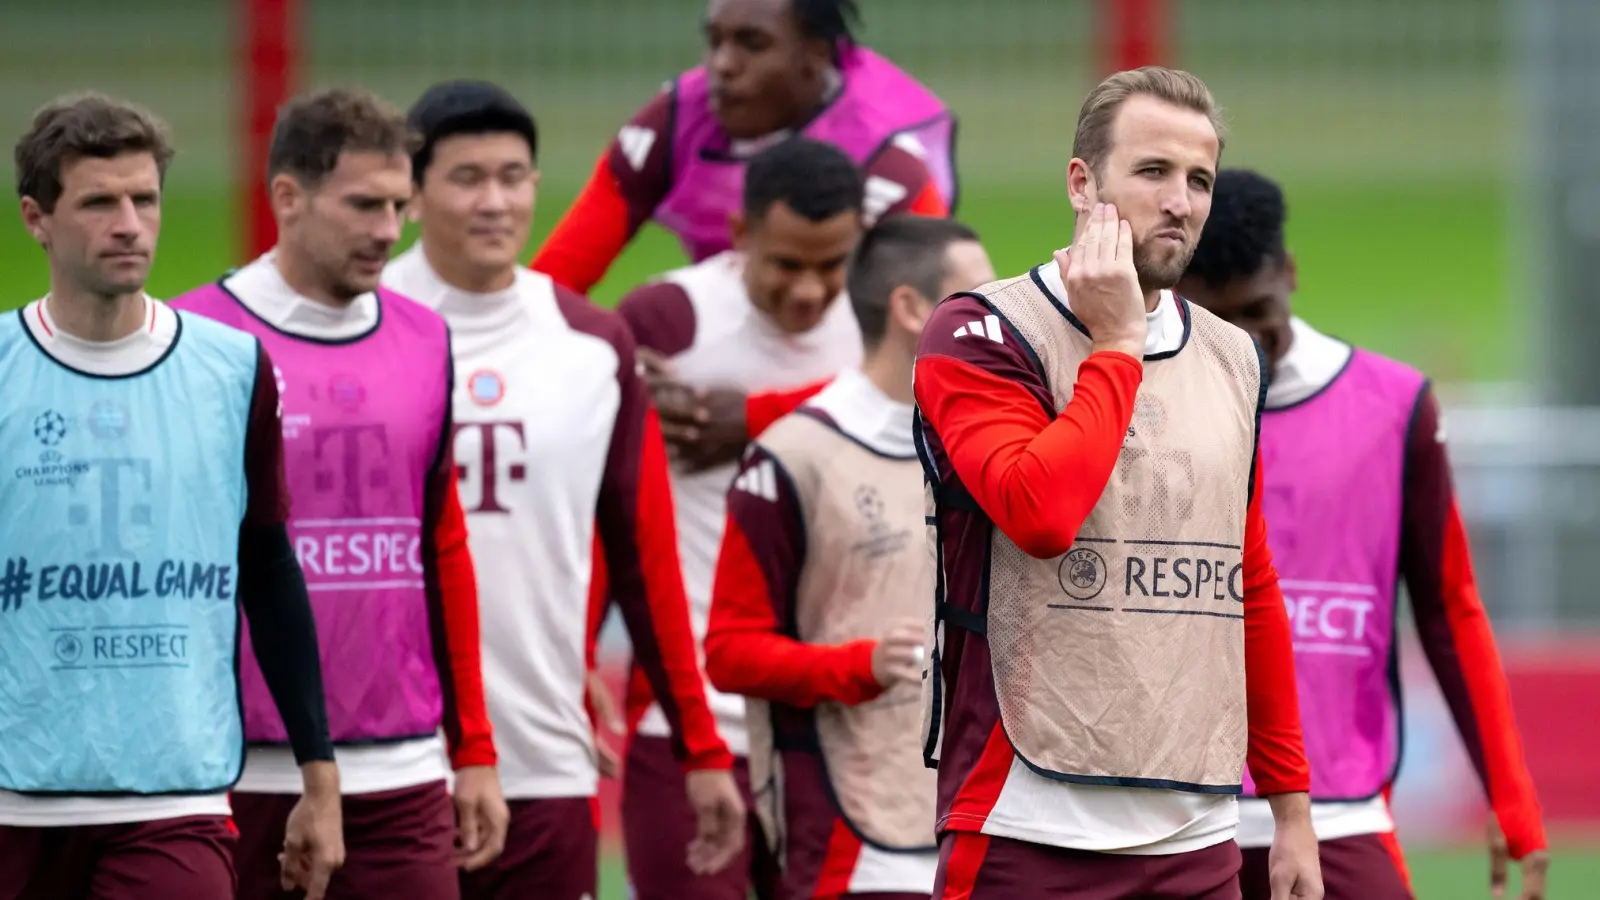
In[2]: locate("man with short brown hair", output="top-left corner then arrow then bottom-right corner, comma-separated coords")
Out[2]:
913,68 -> 1323,899
0,91 -> 344,900
172,86 -> 506,900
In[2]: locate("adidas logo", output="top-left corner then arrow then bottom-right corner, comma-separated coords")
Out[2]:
953,314 -> 1003,343
733,459 -> 779,501
892,131 -> 928,159
863,175 -> 909,225
618,126 -> 656,172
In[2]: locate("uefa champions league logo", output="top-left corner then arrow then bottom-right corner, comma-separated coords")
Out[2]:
33,410 -> 66,447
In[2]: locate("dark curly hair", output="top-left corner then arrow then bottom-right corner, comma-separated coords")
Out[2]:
792,0 -> 861,60
743,137 -> 863,224
1184,168 -> 1287,288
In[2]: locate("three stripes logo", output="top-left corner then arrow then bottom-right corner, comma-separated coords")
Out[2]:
733,459 -> 779,502
953,314 -> 1003,343
863,175 -> 909,225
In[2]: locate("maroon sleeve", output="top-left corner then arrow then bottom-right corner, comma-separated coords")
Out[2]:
617,280 -> 697,358
607,89 -> 677,238
244,342 -> 289,526
722,444 -> 806,629
861,142 -> 944,224
1400,385 -> 1546,857
556,286 -> 731,768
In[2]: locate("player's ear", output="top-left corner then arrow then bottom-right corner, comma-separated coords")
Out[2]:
18,196 -> 48,248
1066,158 -> 1095,215
268,172 -> 305,224
729,209 -> 748,250
1284,251 -> 1299,293
888,284 -> 932,339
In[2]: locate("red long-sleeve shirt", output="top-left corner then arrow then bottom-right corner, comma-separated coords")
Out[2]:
1394,387 -> 1546,857
702,444 -> 884,709
913,292 -> 1310,822
427,467 -> 496,769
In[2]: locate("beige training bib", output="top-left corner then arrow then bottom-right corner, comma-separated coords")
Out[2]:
746,410 -> 939,858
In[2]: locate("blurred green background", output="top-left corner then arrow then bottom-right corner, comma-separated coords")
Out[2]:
0,0 -> 1518,385
3,2 -> 1589,897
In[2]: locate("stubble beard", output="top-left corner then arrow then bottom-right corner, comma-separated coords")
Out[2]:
1132,234 -> 1196,294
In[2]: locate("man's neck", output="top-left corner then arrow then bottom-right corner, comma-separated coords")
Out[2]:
1143,290 -> 1161,314
422,240 -> 515,295
859,339 -> 915,405
273,245 -> 353,308
45,282 -> 146,342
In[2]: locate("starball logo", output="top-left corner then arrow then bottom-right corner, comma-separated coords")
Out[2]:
15,409 -> 90,487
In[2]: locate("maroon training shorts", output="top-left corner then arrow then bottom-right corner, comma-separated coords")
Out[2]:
0,814 -> 236,900
233,780 -> 457,900
458,796 -> 598,900
931,831 -> 1242,900
622,733 -> 779,900
1240,832 -> 1413,900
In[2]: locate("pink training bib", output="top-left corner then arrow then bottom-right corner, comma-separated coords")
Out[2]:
170,283 -> 452,745
657,46 -> 956,263
1247,348 -> 1427,799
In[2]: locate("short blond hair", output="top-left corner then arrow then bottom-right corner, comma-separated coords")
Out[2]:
1071,67 -> 1225,177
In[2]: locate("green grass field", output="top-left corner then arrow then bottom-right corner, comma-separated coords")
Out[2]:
586,845 -> 1600,899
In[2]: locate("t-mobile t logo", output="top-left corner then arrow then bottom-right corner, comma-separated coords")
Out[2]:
453,421 -> 527,514
312,424 -> 392,518
71,457 -> 154,560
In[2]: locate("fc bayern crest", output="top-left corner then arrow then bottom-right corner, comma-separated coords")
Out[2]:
87,400 -> 130,439
468,370 -> 505,407
1057,546 -> 1108,601
328,373 -> 367,413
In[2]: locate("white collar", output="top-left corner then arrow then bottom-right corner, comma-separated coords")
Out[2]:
1033,257 -> 1186,356
1265,317 -> 1354,409
382,244 -> 555,338
222,250 -> 379,340
21,294 -> 178,377
805,367 -> 917,458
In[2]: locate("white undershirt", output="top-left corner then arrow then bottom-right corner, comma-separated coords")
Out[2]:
19,294 -> 177,375
222,252 -> 451,796
1034,260 -> 1187,357
1238,316 -> 1393,847
1264,317 -> 1355,410
806,367 -> 917,458
0,295 -> 232,827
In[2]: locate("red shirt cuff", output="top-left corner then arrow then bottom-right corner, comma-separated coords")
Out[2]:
451,736 -> 498,770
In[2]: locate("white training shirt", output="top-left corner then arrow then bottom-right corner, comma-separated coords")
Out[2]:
617,251 -> 865,756
385,247 -> 631,799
